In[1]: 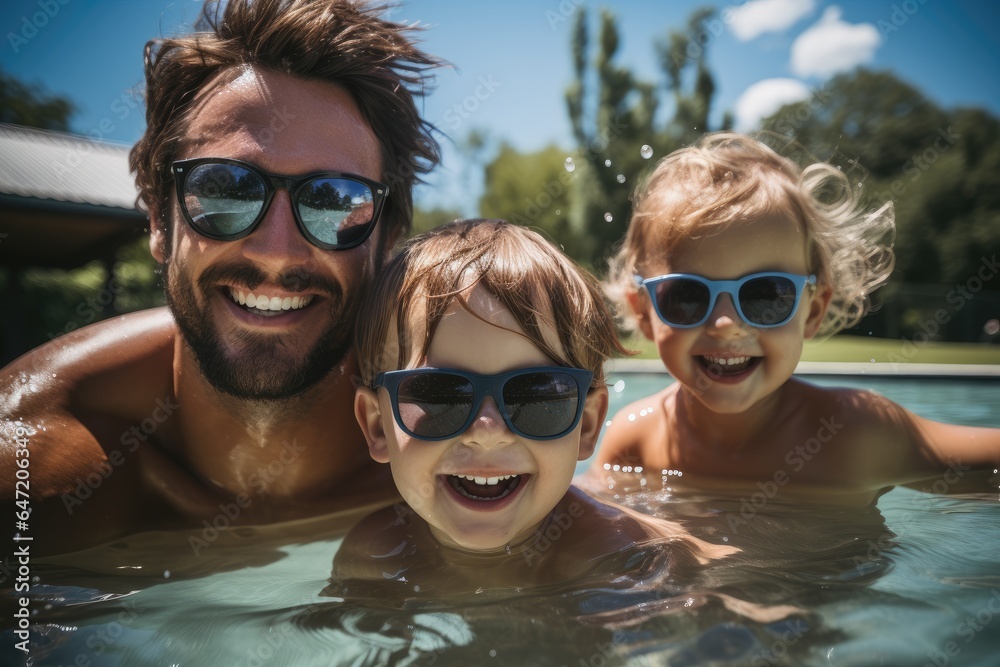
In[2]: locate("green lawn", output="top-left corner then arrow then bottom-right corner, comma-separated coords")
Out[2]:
621,334 -> 1000,365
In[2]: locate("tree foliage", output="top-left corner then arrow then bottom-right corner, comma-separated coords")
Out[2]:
761,69 -> 1000,341
497,5 -> 725,271
478,143 -> 582,259
0,65 -> 75,130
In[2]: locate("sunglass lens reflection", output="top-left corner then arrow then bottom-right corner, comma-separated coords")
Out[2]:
397,373 -> 474,439
657,279 -> 710,326
740,277 -> 796,325
503,372 -> 580,438
184,163 -> 265,235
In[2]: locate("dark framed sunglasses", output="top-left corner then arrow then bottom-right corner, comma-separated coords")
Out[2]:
372,367 -> 595,441
171,157 -> 389,250
635,272 -> 817,329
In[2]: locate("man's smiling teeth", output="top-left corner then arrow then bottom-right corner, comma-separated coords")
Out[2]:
704,356 -> 751,366
229,288 -> 314,311
453,473 -> 518,486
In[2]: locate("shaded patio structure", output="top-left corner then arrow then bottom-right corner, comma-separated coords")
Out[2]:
0,123 -> 148,364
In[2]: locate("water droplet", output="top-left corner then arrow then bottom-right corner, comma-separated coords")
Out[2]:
163,570 -> 171,579
604,159 -> 612,167
616,173 -> 626,183
555,209 -> 561,215
627,413 -> 635,422
604,212 -> 613,223
722,536 -> 729,543
489,649 -> 497,658
640,144 -> 653,159
613,380 -> 625,393
870,358 -> 876,363
564,157 -> 575,172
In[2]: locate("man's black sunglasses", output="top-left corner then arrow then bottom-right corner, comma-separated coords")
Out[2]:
171,157 -> 389,250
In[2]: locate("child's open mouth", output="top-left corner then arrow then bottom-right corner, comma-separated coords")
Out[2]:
698,355 -> 760,379
446,474 -> 523,502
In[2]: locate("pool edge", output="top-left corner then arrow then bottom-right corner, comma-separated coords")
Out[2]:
607,359 -> 1000,378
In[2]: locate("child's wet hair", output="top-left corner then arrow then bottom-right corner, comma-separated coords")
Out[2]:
356,219 -> 629,386
610,132 -> 895,336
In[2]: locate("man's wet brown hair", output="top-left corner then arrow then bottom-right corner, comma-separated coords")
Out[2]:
130,0 -> 441,248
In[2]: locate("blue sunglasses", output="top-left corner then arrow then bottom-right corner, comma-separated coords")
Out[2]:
634,272 -> 817,329
372,367 -> 594,441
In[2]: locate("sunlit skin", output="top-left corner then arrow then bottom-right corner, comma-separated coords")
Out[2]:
0,67 -> 399,551
590,212 -> 1000,502
342,283 -> 746,597
356,285 -> 604,552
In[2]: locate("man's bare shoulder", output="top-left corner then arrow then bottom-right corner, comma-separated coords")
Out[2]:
0,308 -> 177,498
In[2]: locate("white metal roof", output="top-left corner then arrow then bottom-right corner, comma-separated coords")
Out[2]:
0,122 -> 139,210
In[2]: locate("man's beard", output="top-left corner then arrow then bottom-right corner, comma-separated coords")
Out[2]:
164,259 -> 361,401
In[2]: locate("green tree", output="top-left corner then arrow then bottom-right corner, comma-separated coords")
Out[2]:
411,206 -> 464,237
478,143 -> 580,259
761,69 -> 1000,342
0,65 -> 75,130
563,6 -> 723,270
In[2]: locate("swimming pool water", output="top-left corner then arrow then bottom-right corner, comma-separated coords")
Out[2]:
4,373 -> 999,666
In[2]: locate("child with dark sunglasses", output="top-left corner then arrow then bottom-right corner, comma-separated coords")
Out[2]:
591,133 -> 1000,501
330,219 -> 748,602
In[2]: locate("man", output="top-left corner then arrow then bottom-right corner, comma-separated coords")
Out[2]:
0,0 -> 441,551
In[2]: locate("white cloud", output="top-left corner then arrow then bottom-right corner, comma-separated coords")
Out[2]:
791,6 -> 881,78
728,0 -> 816,41
734,78 -> 812,130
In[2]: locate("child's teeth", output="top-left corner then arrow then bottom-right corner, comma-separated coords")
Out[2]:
456,474 -> 515,486
707,356 -> 750,366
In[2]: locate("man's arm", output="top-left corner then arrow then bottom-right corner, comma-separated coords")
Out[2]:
0,307 -> 177,500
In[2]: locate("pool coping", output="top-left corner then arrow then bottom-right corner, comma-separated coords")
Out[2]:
607,359 -> 1000,378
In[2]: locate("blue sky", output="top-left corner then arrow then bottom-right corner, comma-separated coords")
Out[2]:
2,0 -> 998,212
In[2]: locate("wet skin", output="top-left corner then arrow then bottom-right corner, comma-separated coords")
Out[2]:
0,67 -> 400,552
592,212 -> 1000,500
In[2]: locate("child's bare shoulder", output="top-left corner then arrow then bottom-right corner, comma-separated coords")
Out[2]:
784,378 -> 929,480
595,385 -> 675,469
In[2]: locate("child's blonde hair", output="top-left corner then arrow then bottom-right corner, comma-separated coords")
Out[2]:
356,219 -> 629,386
610,132 -> 895,336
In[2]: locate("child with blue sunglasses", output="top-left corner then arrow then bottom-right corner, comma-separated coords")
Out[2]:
333,219 -> 742,598
592,133 -> 1000,501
